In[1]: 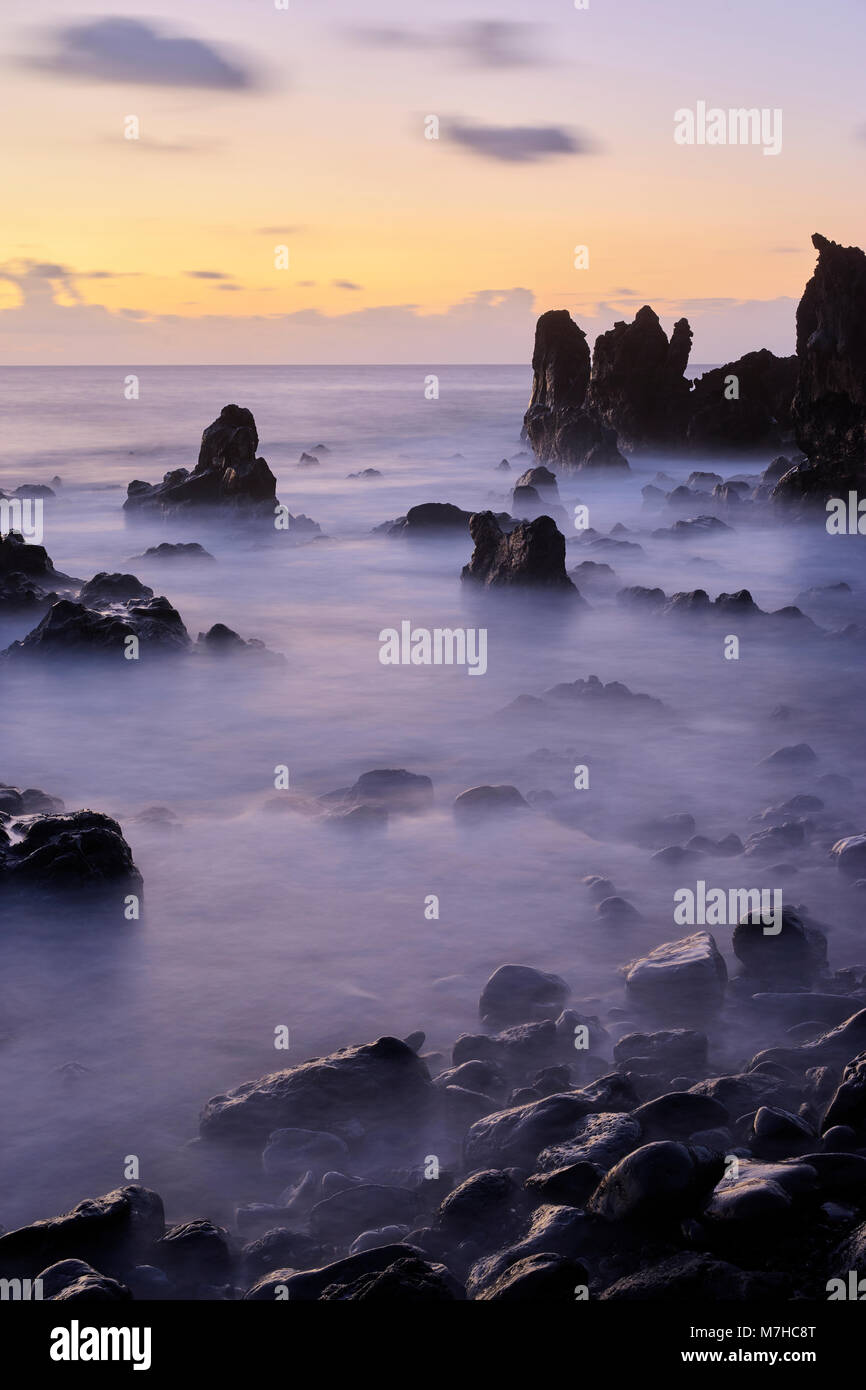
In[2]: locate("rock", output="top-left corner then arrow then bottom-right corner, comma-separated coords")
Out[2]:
759,743 -> 818,769
479,964 -> 570,1028
194,623 -> 282,662
585,306 -> 693,450
514,465 -> 559,495
776,234 -> 866,500
830,835 -> 866,878
132,542 -> 215,561
347,468 -> 382,479
244,1242 -> 424,1300
319,1254 -> 462,1301
262,1128 -> 350,1180
78,573 -> 153,606
522,310 -> 629,471
0,809 -> 142,899
596,896 -> 641,921
537,1112 -> 642,1172
380,502 -> 479,535
153,1220 -> 233,1284
623,932 -> 728,1013
0,784 -> 63,815
199,1036 -> 435,1148
37,1259 -> 131,1301
631,1093 -> 729,1141
466,1204 -> 590,1298
475,1251 -> 587,1300
453,785 -> 529,822
630,812 -> 696,848
348,1226 -> 409,1255
732,905 -> 827,986
436,1170 -> 526,1242
2,596 -> 190,660
686,350 -> 797,453
524,1163 -> 604,1207
821,1052 -> 866,1136
461,511 -> 577,592
587,1142 -> 725,1223
310,1184 -> 417,1241
297,452 -> 320,468
600,1252 -> 786,1300
464,1076 -> 636,1170
124,405 -> 278,517
241,1228 -> 321,1282
346,769 -> 433,815
0,1186 -> 164,1279
613,1029 -> 708,1072
0,531 -> 78,611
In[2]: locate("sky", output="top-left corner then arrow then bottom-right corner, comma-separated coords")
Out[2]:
0,0 -> 863,364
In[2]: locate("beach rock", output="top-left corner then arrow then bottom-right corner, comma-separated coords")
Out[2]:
0,809 -> 142,898
124,405 -> 278,517
194,623 -> 282,662
0,531 -> 77,610
262,1128 -> 350,1180
310,1184 -> 417,1242
453,785 -> 529,822
435,1170 -> 527,1242
479,965 -> 570,1028
600,1252 -> 786,1300
461,511 -> 577,592
475,1251 -> 587,1301
830,835 -> 866,878
244,1242 -> 425,1300
0,784 -> 64,816
613,1029 -> 708,1072
346,769 -> 433,815
821,1052 -> 866,1136
587,1141 -> 725,1223
537,1112 -> 642,1172
319,1255 -> 462,1301
585,306 -> 693,450
732,905 -> 827,986
37,1259 -> 131,1301
132,542 -> 215,562
153,1220 -> 233,1285
776,234 -> 866,500
624,932 -> 728,1012
514,466 -> 559,495
0,1186 -> 164,1280
199,1036 -> 435,1148
240,1228 -> 322,1282
465,1204 -> 590,1298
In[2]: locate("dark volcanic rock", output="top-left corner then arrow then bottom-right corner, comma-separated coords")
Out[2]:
2,596 -> 190,660
587,1141 -> 725,1223
461,511 -> 577,592
0,809 -> 142,899
453,785 -> 529,822
38,1259 -> 131,1302
585,306 -> 693,450
79,572 -> 153,606
124,405 -> 278,517
199,1036 -> 435,1148
732,906 -> 827,987
600,1252 -> 787,1300
522,310 -> 629,471
776,234 -> 866,500
344,769 -> 434,815
0,1186 -> 164,1280
686,350 -> 797,452
0,531 -> 77,611
475,1251 -> 587,1301
132,542 -> 215,562
624,932 -> 728,1013
244,1242 -> 426,1300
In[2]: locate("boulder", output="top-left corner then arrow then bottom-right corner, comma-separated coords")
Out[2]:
0,1186 -> 164,1279
623,932 -> 728,1013
461,511 -> 577,592
587,1141 -> 725,1223
478,964 -> 570,1028
0,809 -> 142,899
124,404 -> 278,517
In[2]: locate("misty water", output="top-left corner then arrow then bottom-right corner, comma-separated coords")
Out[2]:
1,365 -> 865,1233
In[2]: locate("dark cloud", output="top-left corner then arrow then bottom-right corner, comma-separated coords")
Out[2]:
345,21 -> 551,69
331,279 -> 363,291
448,119 -> 595,164
25,18 -> 260,91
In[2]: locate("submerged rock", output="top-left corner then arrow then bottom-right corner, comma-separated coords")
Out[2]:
453,785 -> 529,822
0,531 -> 78,611
1,596 -> 190,660
0,809 -> 142,900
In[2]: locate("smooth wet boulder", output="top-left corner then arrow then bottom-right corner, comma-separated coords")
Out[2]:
631,1092 -> 728,1141
461,512 -> 577,592
199,1036 -> 435,1148
453,785 -> 528,822
124,404 -> 278,517
318,1254 -> 463,1301
613,1030 -> 708,1072
600,1252 -> 787,1300
732,905 -> 827,986
0,809 -> 142,898
587,1142 -> 725,1223
624,932 -> 728,1013
37,1259 -> 131,1302
536,1112 -> 642,1172
830,835 -> 866,878
479,964 -> 570,1028
464,1075 -> 637,1170
244,1242 -> 425,1300
153,1220 -> 233,1285
435,1170 -> 527,1244
475,1251 -> 588,1301
465,1204 -> 590,1298
0,1186 -> 164,1280
347,769 -> 433,815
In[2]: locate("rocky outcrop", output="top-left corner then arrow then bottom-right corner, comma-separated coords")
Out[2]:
585,307 -> 693,450
522,310 -> 629,471
0,531 -> 78,612
776,234 -> 866,500
1,596 -> 190,659
378,503 -> 514,536
461,512 -> 577,593
123,405 -> 278,517
0,1187 -> 163,1279
0,808 -> 142,900
686,349 -> 797,452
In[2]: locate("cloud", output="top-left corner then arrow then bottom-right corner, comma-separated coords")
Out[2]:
24,17 -> 260,91
345,21 -> 551,69
448,119 -> 596,164
185,271 -> 229,280
331,279 -> 363,291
